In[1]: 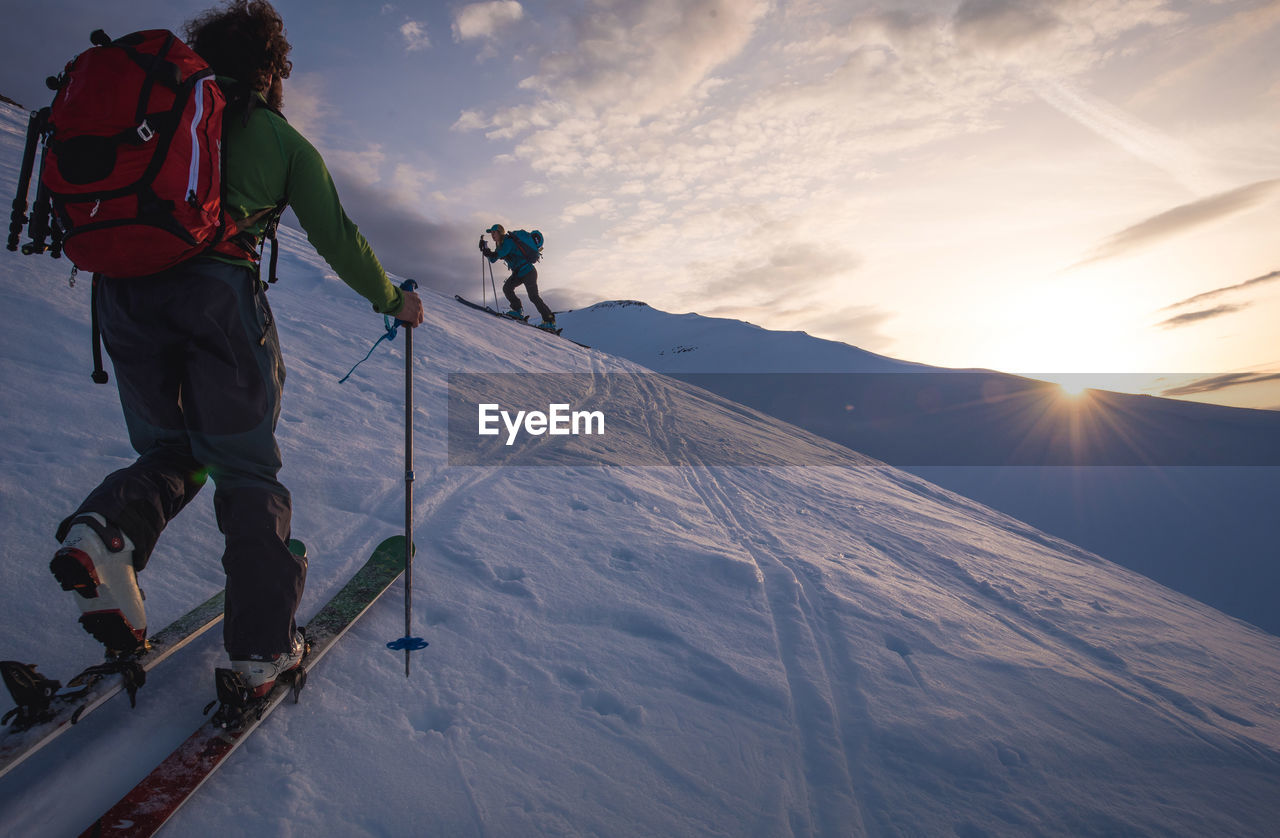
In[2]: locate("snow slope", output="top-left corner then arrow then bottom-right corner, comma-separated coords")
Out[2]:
558,301 -> 1280,637
2,102 -> 1280,837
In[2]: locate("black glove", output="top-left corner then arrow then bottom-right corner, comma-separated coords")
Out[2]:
478,236 -> 488,253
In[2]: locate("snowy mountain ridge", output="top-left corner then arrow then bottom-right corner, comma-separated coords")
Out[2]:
560,298 -> 931,375
2,101 -> 1279,837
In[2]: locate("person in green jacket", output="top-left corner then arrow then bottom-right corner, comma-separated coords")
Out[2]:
49,0 -> 422,698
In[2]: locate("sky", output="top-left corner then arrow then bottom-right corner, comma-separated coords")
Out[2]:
3,0 -> 1279,408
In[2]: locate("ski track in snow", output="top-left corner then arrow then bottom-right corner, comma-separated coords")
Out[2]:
637,372 -> 869,836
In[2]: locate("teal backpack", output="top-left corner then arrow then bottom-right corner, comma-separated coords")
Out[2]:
509,229 -> 543,263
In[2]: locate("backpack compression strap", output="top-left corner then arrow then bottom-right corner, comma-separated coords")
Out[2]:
210,197 -> 289,283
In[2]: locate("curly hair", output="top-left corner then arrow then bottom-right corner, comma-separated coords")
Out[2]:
184,0 -> 292,111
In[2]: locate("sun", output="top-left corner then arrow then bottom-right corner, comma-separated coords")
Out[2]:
1057,381 -> 1090,398
1039,375 -> 1099,402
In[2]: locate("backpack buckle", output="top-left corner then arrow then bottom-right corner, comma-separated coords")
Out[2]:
135,120 -> 155,142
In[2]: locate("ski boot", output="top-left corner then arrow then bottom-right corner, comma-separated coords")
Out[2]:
212,631 -> 308,729
228,630 -> 307,698
536,318 -> 560,333
49,513 -> 147,656
504,308 -> 528,322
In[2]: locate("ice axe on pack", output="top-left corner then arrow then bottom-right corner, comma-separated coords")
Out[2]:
7,106 -> 60,259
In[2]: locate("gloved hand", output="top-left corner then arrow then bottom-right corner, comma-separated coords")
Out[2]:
478,236 -> 489,254
393,289 -> 425,327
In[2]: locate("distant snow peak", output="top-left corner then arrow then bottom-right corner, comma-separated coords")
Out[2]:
588,300 -> 649,310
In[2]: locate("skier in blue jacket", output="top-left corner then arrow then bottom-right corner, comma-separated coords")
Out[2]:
480,224 -> 556,330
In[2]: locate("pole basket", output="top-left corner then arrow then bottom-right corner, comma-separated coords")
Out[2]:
386,637 -> 429,652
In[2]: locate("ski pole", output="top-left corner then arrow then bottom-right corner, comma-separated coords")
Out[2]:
402,279 -> 415,677
487,259 -> 500,307
386,278 -> 427,675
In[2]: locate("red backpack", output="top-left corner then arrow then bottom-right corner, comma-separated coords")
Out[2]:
39,29 -> 236,277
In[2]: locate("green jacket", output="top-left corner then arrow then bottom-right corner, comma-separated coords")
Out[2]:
214,89 -> 402,316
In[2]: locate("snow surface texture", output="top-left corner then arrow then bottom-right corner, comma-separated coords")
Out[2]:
2,102 -> 1280,837
557,302 -> 1280,638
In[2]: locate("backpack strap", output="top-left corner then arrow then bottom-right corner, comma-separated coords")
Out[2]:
221,79 -> 284,127
259,198 -> 288,284
90,272 -> 109,384
510,232 -> 539,264
214,83 -> 289,282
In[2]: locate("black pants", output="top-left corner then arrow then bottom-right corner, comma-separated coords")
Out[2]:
60,259 -> 305,658
503,267 -> 554,322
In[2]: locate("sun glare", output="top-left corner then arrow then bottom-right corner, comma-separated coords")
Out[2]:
1039,374 -> 1105,402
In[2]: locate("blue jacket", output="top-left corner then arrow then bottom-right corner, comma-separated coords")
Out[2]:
487,236 -> 535,278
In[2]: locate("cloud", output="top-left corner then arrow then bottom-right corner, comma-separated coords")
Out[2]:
279,73 -> 333,140
1157,304 -> 1247,329
445,0 -> 1251,331
1134,2 -> 1280,109
796,306 -> 897,354
953,0 -> 1184,66
267,72 -> 480,297
515,0 -> 769,118
698,240 -> 860,302
451,110 -> 487,133
458,0 -> 1188,207
309,167 -> 477,298
235,70 -> 470,295
1161,372 -> 1280,398
287,151 -> 474,299
562,197 -> 616,224
388,162 -> 440,209
1079,179 -> 1280,265
453,1 -> 524,41
449,2 -> 987,211
400,20 -> 431,52
1163,269 -> 1280,311
1034,80 -> 1213,192
954,0 -> 1062,56
694,297 -> 897,355
323,146 -> 388,185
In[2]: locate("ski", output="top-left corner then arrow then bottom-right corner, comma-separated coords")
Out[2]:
1,594 -> 224,781
454,295 -> 591,348
79,535 -> 410,838
0,538 -> 306,781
